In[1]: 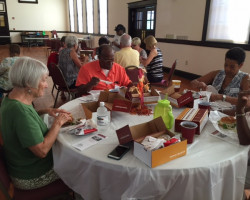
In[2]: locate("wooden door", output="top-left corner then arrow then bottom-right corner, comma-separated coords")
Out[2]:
128,1 -> 156,49
0,0 -> 10,44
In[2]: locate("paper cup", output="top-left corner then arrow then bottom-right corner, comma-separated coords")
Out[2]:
198,101 -> 211,114
180,121 -> 198,144
172,80 -> 181,92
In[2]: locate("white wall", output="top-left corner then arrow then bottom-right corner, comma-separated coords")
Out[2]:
6,0 -> 68,43
4,0 -> 250,75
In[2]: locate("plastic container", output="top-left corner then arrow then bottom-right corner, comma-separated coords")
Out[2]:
154,99 -> 174,130
97,102 -> 109,127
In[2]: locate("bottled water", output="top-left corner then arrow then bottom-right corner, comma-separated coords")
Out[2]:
97,102 -> 109,131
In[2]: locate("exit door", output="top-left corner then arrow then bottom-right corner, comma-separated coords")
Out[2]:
0,1 -> 10,44
129,3 -> 156,49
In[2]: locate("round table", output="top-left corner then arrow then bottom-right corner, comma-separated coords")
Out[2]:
50,97 -> 249,200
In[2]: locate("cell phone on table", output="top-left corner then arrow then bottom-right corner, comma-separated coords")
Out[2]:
107,145 -> 130,160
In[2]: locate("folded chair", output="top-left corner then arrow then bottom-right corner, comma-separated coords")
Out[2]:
150,60 -> 177,88
0,145 -> 73,200
49,63 -> 78,108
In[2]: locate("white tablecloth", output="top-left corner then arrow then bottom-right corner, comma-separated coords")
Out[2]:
51,97 -> 250,200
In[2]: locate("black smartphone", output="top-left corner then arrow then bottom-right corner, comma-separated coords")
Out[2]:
107,145 -> 130,160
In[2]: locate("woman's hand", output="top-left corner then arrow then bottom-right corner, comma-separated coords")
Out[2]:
236,90 -> 250,113
47,108 -> 70,118
53,113 -> 72,127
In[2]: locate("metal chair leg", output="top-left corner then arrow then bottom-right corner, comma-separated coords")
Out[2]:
54,90 -> 60,108
51,83 -> 55,94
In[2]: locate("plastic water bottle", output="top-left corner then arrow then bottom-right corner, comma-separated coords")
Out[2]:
154,99 -> 174,130
97,102 -> 109,130
88,54 -> 92,62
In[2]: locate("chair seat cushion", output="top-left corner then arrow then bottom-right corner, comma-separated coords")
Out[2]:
14,179 -> 71,200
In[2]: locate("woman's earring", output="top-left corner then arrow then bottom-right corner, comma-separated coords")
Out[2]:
28,89 -> 32,94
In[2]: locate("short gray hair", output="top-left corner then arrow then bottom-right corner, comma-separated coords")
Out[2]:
120,34 -> 132,47
9,57 -> 48,89
132,37 -> 141,46
65,35 -> 78,48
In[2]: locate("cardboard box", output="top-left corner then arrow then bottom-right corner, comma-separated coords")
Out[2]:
81,91 -> 132,119
160,85 -> 193,107
126,88 -> 160,104
175,108 -> 209,135
116,117 -> 187,168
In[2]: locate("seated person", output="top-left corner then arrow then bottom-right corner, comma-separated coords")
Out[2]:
92,36 -> 110,58
132,37 -> 147,60
140,35 -> 164,83
114,34 -> 140,68
191,47 -> 249,105
112,24 -> 126,52
0,44 -> 20,93
0,57 -> 72,190
58,36 -> 67,52
58,35 -> 87,88
76,44 -> 133,95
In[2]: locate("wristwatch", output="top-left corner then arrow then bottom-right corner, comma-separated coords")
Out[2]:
222,94 -> 226,102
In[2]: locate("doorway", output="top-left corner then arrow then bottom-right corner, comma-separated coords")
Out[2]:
128,0 -> 156,49
0,0 -> 10,45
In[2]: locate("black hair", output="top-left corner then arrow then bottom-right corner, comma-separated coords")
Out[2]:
61,36 -> 66,43
98,37 -> 110,46
98,44 -> 112,56
225,47 -> 246,65
114,24 -> 126,33
9,44 -> 20,56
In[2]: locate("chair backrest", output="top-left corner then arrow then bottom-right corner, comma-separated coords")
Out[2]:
50,63 -> 69,90
0,145 -> 12,200
47,53 -> 59,76
125,66 -> 142,84
167,60 -> 177,84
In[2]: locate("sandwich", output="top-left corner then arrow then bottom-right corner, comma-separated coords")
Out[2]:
218,116 -> 236,130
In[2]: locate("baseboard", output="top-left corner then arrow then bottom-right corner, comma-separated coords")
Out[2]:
163,66 -> 200,80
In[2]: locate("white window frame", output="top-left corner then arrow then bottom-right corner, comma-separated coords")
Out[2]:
99,0 -> 107,34
69,0 -> 75,32
86,0 -> 93,34
76,0 -> 83,32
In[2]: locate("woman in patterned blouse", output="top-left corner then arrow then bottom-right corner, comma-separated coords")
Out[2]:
191,47 -> 249,105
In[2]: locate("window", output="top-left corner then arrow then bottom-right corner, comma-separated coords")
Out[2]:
146,10 -> 154,30
99,0 -> 107,34
69,0 -> 75,32
206,0 -> 250,44
86,0 -> 93,34
77,0 -> 83,32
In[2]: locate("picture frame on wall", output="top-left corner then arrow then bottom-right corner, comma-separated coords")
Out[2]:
0,2 -> 5,12
18,0 -> 38,3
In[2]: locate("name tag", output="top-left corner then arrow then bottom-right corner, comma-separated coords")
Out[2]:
230,88 -> 239,93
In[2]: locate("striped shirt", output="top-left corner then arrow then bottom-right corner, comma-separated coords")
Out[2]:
147,47 -> 163,79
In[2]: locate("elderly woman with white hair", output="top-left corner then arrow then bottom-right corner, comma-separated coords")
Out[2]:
132,37 -> 147,60
0,57 -> 72,190
58,35 -> 87,88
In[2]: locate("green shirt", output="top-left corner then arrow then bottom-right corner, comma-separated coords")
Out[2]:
0,97 -> 53,179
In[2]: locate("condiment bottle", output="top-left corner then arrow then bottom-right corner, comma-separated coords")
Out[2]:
154,99 -> 174,130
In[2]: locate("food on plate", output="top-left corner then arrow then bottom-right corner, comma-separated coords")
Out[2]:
63,114 -> 83,126
128,84 -> 150,94
218,116 -> 236,130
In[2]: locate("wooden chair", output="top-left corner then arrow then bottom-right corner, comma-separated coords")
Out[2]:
0,145 -> 73,200
47,53 -> 59,94
49,63 -> 78,108
150,60 -> 177,88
